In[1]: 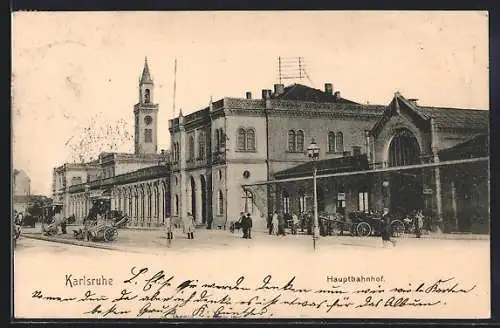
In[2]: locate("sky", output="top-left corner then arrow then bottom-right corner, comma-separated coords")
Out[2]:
11,11 -> 489,196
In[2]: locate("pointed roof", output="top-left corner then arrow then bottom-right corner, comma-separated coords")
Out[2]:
273,83 -> 359,104
370,92 -> 488,137
140,57 -> 153,84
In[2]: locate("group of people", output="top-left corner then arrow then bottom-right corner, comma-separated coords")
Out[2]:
162,212 -> 196,240
229,212 -> 254,239
267,211 -> 343,236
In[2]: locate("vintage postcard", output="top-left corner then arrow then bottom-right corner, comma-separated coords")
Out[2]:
11,11 -> 490,320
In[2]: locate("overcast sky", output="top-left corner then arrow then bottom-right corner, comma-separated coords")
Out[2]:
12,11 -> 489,195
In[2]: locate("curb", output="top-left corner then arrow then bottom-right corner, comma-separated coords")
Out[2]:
20,233 -> 139,253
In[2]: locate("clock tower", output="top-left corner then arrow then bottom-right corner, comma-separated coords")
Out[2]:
134,57 -> 159,155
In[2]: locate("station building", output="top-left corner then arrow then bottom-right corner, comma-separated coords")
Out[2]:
52,59 -> 489,233
170,82 -> 489,233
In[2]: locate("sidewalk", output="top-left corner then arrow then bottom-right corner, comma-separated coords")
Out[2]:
21,223 -> 489,253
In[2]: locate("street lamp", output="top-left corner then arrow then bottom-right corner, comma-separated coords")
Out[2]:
307,138 -> 320,250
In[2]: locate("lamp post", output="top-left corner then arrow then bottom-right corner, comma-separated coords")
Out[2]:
307,138 -> 320,250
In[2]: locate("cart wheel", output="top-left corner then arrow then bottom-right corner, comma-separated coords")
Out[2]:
357,222 -> 371,237
391,220 -> 405,237
104,228 -> 118,242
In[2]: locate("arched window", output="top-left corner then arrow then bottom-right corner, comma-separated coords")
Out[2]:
298,190 -> 306,213
328,132 -> 336,152
198,133 -> 205,159
218,190 -> 224,216
241,190 -> 254,214
288,130 -> 296,152
144,89 -> 150,103
174,195 -> 179,216
388,128 -> 420,167
246,128 -> 256,151
282,191 -> 290,214
296,130 -> 304,152
188,136 -> 195,160
237,128 -> 246,151
335,132 -> 344,152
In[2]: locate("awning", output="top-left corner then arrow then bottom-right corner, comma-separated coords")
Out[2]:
242,156 -> 489,187
274,154 -> 369,180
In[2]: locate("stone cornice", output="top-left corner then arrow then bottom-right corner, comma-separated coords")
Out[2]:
68,165 -> 170,193
436,126 -> 488,133
226,158 -> 267,165
267,109 -> 382,121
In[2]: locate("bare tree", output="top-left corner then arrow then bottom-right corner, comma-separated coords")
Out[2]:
66,116 -> 134,163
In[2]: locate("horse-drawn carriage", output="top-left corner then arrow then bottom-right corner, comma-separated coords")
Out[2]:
41,203 -> 75,236
73,196 -> 128,242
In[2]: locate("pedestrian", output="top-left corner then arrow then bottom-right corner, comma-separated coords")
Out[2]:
184,212 -> 195,239
272,211 -> 279,235
338,212 -> 345,236
267,213 -> 273,235
16,211 -> 23,226
307,212 -> 313,235
278,213 -> 286,236
246,213 -> 253,239
164,216 -> 173,241
241,212 -> 249,238
415,209 -> 424,238
291,212 -> 299,235
381,208 -> 396,247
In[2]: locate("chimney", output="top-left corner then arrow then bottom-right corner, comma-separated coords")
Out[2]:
262,89 -> 272,99
408,98 -> 419,106
324,83 -> 333,95
246,92 -> 252,100
274,84 -> 285,96
334,91 -> 341,100
262,89 -> 268,99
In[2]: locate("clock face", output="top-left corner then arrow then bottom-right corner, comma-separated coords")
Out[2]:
144,115 -> 153,125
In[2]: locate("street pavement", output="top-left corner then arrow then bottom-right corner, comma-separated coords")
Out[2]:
18,223 -> 489,256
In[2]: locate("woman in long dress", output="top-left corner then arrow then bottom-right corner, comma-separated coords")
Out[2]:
184,213 -> 195,239
164,216 -> 173,241
272,212 -> 279,235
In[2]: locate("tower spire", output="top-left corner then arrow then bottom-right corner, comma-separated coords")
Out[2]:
140,56 -> 153,84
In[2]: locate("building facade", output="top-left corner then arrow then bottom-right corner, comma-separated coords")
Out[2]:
51,59 -> 489,233
170,84 -> 489,233
53,59 -> 171,224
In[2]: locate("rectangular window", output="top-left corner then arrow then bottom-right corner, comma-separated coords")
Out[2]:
299,194 -> 306,213
358,192 -> 369,212
337,192 -> 346,210
145,129 -> 153,143
283,196 -> 290,214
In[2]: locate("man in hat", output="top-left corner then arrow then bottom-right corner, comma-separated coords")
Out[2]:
244,213 -> 253,239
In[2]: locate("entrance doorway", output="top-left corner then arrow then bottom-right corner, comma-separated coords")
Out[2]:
387,128 -> 423,215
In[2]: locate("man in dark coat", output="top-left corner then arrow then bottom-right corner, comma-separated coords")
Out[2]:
240,212 -> 249,238
381,208 -> 396,247
278,213 -> 286,236
244,213 -> 253,239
